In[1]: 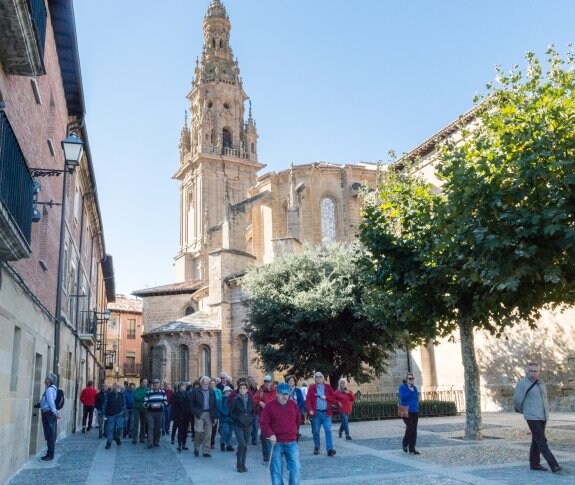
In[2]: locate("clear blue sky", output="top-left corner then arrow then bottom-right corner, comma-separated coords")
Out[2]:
73,0 -> 575,295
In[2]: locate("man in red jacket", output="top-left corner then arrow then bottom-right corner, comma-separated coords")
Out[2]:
253,375 -> 276,462
260,382 -> 301,485
335,378 -> 356,440
305,371 -> 337,456
80,381 -> 98,433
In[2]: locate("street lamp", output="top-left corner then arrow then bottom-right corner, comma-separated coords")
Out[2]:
53,132 -> 84,378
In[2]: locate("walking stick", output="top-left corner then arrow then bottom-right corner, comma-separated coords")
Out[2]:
267,438 -> 276,485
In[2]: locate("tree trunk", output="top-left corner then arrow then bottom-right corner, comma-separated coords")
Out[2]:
459,320 -> 482,440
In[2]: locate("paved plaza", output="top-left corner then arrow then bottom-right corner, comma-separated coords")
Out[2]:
8,412 -> 574,484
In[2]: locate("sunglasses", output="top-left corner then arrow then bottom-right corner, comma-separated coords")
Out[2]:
407,377 -> 414,380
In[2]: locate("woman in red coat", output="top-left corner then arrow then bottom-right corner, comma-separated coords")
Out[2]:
335,378 -> 355,440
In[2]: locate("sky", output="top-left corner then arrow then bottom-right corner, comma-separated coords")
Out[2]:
73,0 -> 575,296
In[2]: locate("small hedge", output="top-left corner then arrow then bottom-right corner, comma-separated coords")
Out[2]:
330,400 -> 458,422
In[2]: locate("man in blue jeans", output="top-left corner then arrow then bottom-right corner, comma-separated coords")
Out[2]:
305,371 -> 337,456
260,382 -> 301,485
103,383 -> 125,449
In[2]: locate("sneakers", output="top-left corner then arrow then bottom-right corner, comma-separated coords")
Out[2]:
203,452 -> 211,457
313,448 -> 319,455
40,455 -> 54,461
338,431 -> 342,438
105,443 -> 111,449
177,446 -> 182,452
327,449 -> 336,457
194,449 -> 199,457
114,438 -> 121,446
530,464 -> 547,471
551,465 -> 563,474
402,446 -> 408,453
221,443 -> 226,452
226,445 -> 235,451
251,439 -> 257,445
346,435 -> 352,440
409,450 -> 421,455
82,427 -> 86,434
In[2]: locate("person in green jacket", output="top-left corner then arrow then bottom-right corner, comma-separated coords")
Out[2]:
132,378 -> 148,444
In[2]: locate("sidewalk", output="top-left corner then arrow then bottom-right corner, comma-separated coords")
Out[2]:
8,413 -> 574,484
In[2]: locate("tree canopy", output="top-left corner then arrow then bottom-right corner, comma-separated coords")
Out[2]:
360,47 -> 575,439
241,244 -> 400,386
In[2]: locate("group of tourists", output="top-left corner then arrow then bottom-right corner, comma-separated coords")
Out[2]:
39,360 -> 562,481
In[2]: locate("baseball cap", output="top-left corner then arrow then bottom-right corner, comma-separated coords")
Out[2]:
223,386 -> 232,393
152,378 -> 160,384
277,382 -> 290,394
264,375 -> 272,382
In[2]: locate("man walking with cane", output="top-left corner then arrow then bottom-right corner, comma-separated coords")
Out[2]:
260,382 -> 301,485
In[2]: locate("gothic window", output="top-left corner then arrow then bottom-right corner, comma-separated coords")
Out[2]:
320,197 -> 337,247
250,142 -> 255,154
180,345 -> 189,382
239,335 -> 248,373
212,38 -> 216,48
222,128 -> 232,148
200,345 -> 211,377
219,39 -> 223,48
185,306 -> 195,316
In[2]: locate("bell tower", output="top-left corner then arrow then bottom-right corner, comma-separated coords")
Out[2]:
174,0 -> 264,283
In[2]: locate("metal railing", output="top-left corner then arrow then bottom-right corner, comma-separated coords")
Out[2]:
355,389 -> 465,413
124,363 -> 141,376
0,110 -> 34,244
28,0 -> 47,60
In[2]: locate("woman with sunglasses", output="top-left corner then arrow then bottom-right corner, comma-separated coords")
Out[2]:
398,373 -> 420,454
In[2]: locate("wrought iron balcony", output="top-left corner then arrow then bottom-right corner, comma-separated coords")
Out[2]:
0,110 -> 33,260
77,312 -> 97,346
0,0 -> 47,76
124,363 -> 141,376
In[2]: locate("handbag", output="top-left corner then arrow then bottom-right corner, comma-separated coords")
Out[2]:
398,404 -> 409,418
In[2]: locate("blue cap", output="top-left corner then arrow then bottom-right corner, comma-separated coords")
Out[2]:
277,382 -> 290,394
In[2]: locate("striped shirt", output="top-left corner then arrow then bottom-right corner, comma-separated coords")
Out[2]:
144,389 -> 168,412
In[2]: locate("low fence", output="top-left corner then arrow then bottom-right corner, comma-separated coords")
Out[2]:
352,389 -> 465,414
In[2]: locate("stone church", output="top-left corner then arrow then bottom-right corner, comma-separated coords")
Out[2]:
133,0 -> 382,387
135,0 -> 575,411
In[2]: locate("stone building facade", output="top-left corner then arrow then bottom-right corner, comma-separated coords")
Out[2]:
395,106 -> 575,412
135,0 -> 389,387
0,1 -> 114,481
136,0 -> 574,413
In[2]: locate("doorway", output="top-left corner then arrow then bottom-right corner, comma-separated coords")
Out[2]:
29,353 -> 43,455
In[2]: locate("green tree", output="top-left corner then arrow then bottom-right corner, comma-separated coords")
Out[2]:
242,244 -> 400,387
360,47 -> 575,439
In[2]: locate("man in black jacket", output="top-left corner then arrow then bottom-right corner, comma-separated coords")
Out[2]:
94,384 -> 108,439
190,376 -> 218,457
103,383 -> 125,449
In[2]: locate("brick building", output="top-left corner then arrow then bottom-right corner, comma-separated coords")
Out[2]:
104,294 -> 143,386
0,0 -> 114,480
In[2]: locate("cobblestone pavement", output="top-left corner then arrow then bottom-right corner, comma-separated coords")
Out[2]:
8,413 -> 574,484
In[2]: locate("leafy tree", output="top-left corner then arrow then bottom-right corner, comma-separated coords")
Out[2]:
242,244 -> 400,387
360,47 -> 575,439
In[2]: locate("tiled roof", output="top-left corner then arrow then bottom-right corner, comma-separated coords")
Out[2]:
108,295 -> 142,313
132,280 -> 204,297
145,312 -> 220,335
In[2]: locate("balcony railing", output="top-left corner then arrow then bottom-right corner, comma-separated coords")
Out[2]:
0,110 -> 33,260
124,363 -> 142,376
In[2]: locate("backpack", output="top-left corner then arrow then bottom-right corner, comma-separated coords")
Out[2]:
52,385 -> 65,410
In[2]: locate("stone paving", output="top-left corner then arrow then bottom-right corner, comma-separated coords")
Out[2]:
8,412 -> 575,484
